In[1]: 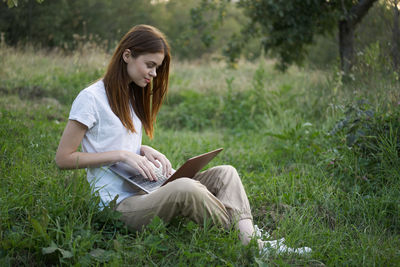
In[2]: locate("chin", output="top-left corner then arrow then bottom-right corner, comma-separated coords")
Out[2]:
132,81 -> 146,88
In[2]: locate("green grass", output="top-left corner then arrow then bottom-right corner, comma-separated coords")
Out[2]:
1,46 -> 399,266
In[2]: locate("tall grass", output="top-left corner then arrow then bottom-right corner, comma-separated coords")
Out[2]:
1,45 -> 399,266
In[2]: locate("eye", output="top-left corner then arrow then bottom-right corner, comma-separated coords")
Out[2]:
146,62 -> 157,68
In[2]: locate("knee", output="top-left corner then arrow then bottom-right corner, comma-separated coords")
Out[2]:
169,178 -> 208,199
213,165 -> 240,181
222,165 -> 238,175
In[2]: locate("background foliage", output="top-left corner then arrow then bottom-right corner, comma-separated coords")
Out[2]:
1,0 -> 400,266
0,0 -> 396,69
0,0 -> 250,60
0,44 -> 399,266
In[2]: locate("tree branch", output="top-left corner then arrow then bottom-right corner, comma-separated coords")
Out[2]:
348,0 -> 378,27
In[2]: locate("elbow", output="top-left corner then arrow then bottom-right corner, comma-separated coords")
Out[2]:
55,156 -> 64,169
55,153 -> 69,170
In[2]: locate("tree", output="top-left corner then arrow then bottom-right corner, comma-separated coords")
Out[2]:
390,0 -> 400,70
337,0 -> 379,73
0,0 -> 155,50
152,0 -> 246,60
213,0 -> 378,73
1,0 -> 241,59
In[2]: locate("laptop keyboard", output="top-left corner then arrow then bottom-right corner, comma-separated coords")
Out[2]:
130,175 -> 167,190
129,162 -> 168,191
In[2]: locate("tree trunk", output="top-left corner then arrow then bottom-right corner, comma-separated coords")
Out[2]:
392,0 -> 400,70
338,0 -> 378,74
339,20 -> 355,74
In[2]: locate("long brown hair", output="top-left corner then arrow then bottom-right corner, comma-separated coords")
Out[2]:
103,25 -> 170,139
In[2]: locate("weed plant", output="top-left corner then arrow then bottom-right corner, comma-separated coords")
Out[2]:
1,46 -> 399,266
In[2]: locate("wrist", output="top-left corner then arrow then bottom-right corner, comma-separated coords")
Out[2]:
118,150 -> 128,162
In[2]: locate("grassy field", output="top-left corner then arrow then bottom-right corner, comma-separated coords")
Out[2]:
1,45 -> 400,266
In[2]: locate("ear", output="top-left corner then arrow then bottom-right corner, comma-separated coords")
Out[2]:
122,49 -> 131,63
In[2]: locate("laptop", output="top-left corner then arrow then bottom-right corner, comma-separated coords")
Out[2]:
109,148 -> 223,193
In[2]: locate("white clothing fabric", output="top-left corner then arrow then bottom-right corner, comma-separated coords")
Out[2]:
69,80 -> 142,206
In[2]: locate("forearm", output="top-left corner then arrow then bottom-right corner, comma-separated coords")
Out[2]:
55,150 -> 124,170
55,120 -> 128,170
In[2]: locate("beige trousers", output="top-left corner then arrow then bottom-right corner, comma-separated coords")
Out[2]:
115,165 -> 253,231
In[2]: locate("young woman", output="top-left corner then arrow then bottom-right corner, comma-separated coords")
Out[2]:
55,24 -> 310,255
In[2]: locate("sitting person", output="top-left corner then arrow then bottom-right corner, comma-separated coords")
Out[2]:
55,24 -> 311,255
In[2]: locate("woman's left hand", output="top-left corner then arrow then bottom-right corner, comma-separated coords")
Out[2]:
140,145 -> 172,176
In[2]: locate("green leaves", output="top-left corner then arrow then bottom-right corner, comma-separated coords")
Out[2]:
88,248 -> 115,263
3,0 -> 43,8
189,0 -> 227,49
236,0 -> 340,70
30,217 -> 50,243
330,100 -> 375,147
328,99 -> 400,188
42,241 -> 73,259
4,0 -> 18,8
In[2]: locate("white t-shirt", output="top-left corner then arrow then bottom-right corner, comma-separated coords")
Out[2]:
69,80 -> 142,206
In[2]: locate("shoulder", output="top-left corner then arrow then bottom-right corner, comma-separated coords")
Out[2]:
69,80 -> 108,128
79,80 -> 106,99
70,80 -> 106,112
72,80 -> 108,107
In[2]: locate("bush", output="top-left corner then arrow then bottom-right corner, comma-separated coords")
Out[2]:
328,100 -> 400,187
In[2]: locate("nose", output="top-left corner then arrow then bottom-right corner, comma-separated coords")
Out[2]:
149,68 -> 157,77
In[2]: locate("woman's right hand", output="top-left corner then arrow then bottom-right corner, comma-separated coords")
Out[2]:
120,151 -> 158,181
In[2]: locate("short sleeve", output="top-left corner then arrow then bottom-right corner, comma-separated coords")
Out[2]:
69,90 -> 97,129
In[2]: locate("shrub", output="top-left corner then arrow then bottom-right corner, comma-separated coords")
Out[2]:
329,100 -> 400,187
